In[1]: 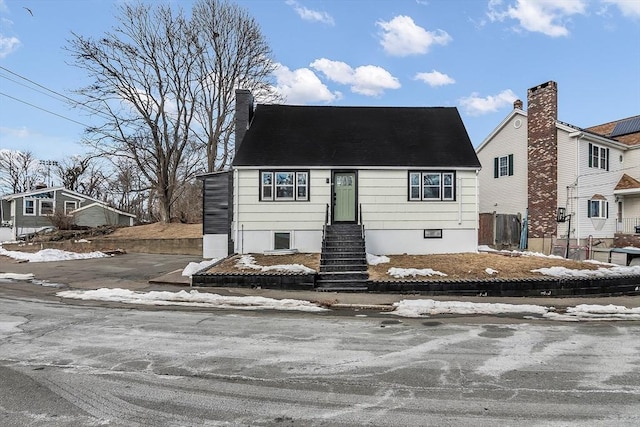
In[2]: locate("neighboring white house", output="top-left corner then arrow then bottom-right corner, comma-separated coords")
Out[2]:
477,81 -> 640,254
0,186 -> 135,241
201,90 -> 482,259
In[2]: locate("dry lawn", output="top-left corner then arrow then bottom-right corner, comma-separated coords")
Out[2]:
106,222 -> 201,239
207,252 -> 601,280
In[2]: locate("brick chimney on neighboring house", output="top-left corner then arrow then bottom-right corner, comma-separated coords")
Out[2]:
513,99 -> 523,110
234,89 -> 254,155
527,81 -> 558,247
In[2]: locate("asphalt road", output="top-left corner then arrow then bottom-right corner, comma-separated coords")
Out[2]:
1,295 -> 640,426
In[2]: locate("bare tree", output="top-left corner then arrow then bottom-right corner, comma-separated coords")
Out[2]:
0,150 -> 39,194
55,154 -> 102,194
190,0 -> 280,171
66,0 -> 279,222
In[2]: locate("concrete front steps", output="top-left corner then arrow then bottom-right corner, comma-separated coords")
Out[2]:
317,224 -> 369,291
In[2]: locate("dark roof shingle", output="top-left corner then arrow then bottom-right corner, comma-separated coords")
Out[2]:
233,105 -> 481,168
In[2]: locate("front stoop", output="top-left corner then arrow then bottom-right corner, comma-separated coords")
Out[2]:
317,224 -> 369,291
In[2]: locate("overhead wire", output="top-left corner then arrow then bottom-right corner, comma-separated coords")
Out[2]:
0,65 -> 113,124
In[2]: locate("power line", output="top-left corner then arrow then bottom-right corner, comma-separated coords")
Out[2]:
0,91 -> 91,128
0,65 -> 113,121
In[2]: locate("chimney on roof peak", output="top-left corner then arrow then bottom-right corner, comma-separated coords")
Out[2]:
513,99 -> 523,110
235,89 -> 254,156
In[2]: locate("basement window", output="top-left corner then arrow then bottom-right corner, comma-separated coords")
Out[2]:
274,232 -> 291,250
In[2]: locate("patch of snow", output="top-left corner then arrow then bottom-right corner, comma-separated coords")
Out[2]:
391,299 -> 551,318
367,253 -> 390,265
387,267 -> 447,279
182,259 -> 219,277
532,265 -> 640,278
477,245 -> 496,252
74,239 -> 91,243
56,288 -> 328,312
485,268 -> 498,275
0,272 -> 35,280
235,254 -> 315,274
0,247 -> 109,263
544,304 -> 640,321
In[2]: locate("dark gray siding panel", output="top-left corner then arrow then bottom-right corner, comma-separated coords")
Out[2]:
203,172 -> 230,235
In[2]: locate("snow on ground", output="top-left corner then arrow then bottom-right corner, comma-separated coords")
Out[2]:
0,272 -> 35,280
485,268 -> 499,275
391,299 -> 640,321
387,267 -> 447,278
57,288 -> 328,312
0,246 -> 109,262
182,259 -> 219,277
236,254 -> 316,274
367,254 -> 390,265
533,265 -> 640,278
392,299 -> 550,317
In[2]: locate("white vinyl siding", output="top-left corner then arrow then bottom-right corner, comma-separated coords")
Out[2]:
358,169 -> 477,230
237,169 -> 329,230
476,113 -> 528,215
573,135 -> 624,240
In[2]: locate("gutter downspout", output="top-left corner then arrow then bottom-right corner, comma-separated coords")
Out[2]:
233,168 -> 240,254
575,133 -> 582,247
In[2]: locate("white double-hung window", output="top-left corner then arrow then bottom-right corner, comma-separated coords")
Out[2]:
260,171 -> 309,201
409,171 -> 455,201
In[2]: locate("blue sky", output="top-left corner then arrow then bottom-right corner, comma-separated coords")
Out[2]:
0,0 -> 639,163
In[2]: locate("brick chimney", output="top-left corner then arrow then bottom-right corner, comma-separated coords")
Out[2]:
234,89 -> 254,155
527,81 -> 558,240
513,99 -> 523,110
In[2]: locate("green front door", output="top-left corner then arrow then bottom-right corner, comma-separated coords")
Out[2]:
333,172 -> 356,223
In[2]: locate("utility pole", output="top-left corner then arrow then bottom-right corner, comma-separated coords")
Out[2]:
39,160 -> 59,187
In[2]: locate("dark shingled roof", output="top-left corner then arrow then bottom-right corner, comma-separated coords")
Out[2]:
233,105 -> 481,168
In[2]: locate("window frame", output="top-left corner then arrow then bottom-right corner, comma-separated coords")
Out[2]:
587,199 -> 608,219
260,170 -> 309,202
588,143 -> 609,171
408,171 -> 456,202
23,198 -> 36,216
39,199 -> 54,216
64,201 -> 78,216
493,154 -> 514,178
273,232 -> 291,250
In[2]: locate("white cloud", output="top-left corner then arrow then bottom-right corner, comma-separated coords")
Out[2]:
311,58 -> 401,96
414,70 -> 455,87
0,126 -> 31,138
376,15 -> 451,56
286,0 -> 335,25
272,63 -> 341,104
488,0 -> 586,37
603,0 -> 640,19
459,89 -> 518,116
0,33 -> 19,59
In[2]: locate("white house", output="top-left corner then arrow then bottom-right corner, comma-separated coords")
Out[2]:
476,81 -> 640,255
201,90 -> 482,259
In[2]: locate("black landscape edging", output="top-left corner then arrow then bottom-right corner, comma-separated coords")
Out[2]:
192,272 -> 316,291
192,271 -> 640,297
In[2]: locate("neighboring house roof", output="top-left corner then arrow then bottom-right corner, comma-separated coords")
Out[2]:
614,173 -> 640,192
585,115 -> 640,147
1,186 -> 101,203
233,105 -> 481,168
71,202 -> 137,218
